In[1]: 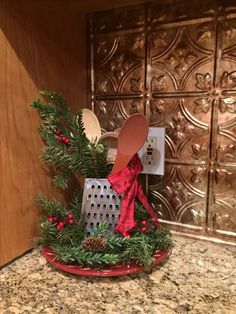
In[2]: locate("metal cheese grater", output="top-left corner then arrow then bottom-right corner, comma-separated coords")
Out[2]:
81,178 -> 122,235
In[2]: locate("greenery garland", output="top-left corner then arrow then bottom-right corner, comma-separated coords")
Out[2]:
33,91 -> 172,268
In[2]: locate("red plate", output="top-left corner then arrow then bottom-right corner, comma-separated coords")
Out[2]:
41,247 -> 170,277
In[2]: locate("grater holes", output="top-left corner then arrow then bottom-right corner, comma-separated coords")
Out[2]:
82,179 -> 123,234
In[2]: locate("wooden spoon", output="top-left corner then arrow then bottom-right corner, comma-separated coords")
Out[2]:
81,108 -> 101,141
99,132 -> 118,164
111,114 -> 149,174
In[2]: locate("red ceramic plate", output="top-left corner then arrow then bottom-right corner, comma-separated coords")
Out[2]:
41,247 -> 170,277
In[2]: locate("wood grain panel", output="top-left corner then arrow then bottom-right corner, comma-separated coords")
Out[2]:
0,0 -> 156,266
0,0 -> 86,266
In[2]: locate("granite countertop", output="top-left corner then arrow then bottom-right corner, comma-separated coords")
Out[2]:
0,235 -> 235,314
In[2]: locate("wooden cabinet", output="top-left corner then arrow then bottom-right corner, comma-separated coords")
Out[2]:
0,0 -> 146,268
0,0 -> 86,266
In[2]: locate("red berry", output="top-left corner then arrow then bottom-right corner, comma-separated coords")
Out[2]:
57,220 -> 66,230
57,136 -> 64,142
54,129 -> 62,135
141,226 -> 147,233
64,138 -> 71,144
52,217 -> 58,222
68,219 -> 74,224
62,136 -> 67,143
141,220 -> 147,225
68,214 -> 73,219
48,217 -> 54,223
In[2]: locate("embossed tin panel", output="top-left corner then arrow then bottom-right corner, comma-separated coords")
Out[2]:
88,0 -> 236,243
93,31 -> 145,96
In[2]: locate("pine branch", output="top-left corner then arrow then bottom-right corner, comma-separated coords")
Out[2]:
52,171 -> 71,190
56,222 -> 85,246
33,91 -> 110,181
70,191 -> 83,217
52,245 -> 119,266
151,227 -> 173,251
107,234 -> 129,250
35,220 -> 59,247
121,234 -> 155,265
40,91 -> 68,113
41,146 -> 73,168
134,201 -> 152,221
90,221 -> 110,237
32,99 -> 59,119
35,193 -> 68,217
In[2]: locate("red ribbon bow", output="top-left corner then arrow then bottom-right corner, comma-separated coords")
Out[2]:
107,154 -> 159,236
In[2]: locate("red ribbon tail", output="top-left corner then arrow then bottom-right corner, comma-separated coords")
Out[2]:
114,186 -> 137,235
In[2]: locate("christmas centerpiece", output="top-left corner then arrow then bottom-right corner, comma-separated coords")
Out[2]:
33,91 -> 172,276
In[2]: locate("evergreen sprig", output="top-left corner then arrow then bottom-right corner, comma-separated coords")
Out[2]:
47,226 -> 172,267
35,221 -> 59,247
32,91 -> 110,187
52,172 -> 71,190
52,245 -> 119,266
35,193 -> 68,217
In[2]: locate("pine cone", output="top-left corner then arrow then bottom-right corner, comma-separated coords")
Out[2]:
82,237 -> 107,252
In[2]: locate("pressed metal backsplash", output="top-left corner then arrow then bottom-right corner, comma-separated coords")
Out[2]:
87,0 -> 236,243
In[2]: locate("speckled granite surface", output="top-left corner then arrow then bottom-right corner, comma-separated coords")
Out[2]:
0,236 -> 235,314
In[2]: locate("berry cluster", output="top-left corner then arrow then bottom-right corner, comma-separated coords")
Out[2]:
54,129 -> 71,145
140,219 -> 159,233
120,218 -> 159,237
140,219 -> 148,233
48,213 -> 75,231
